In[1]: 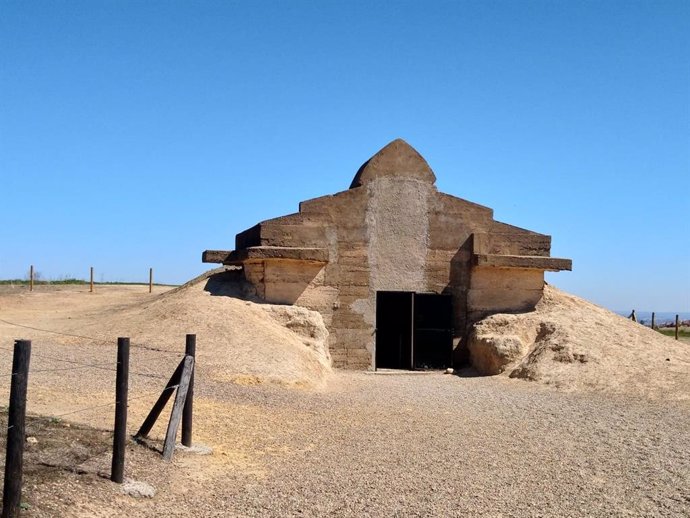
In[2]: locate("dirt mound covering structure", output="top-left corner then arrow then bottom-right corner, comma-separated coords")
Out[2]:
0,270 -> 331,387
2,275 -> 685,399
91,269 -> 331,386
468,284 -> 690,400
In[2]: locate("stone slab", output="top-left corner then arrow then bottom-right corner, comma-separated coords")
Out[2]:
473,254 -> 572,271
223,246 -> 329,264
202,250 -> 233,264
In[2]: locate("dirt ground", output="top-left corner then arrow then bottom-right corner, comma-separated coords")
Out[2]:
0,285 -> 688,517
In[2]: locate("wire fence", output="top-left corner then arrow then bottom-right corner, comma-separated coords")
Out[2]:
0,324 -> 197,516
0,347 -> 179,424
0,324 -> 187,428
8,265 -> 163,294
627,310 -> 686,340
0,317 -> 182,355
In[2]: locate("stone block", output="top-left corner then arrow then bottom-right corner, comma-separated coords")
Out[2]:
470,267 -> 544,291
337,284 -> 370,298
260,224 -> 328,248
427,225 -> 474,251
474,254 -> 572,272
242,263 -> 265,298
335,226 -> 367,244
468,287 -> 543,313
236,224 -> 261,249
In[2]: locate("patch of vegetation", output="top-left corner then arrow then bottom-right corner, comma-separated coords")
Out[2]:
96,281 -> 180,286
0,279 -> 86,285
657,328 -> 690,338
0,279 -> 179,287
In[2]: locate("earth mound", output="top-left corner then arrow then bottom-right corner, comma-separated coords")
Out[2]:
72,268 -> 332,387
468,285 -> 690,400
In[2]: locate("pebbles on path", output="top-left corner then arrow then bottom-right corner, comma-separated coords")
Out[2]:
180,372 -> 690,518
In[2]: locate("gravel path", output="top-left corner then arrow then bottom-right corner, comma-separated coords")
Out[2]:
2,361 -> 689,517
175,371 -> 689,518
0,303 -> 688,518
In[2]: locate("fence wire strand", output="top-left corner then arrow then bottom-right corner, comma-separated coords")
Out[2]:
0,317 -> 181,355
1,344 -> 170,380
0,363 -> 169,381
3,385 -> 181,432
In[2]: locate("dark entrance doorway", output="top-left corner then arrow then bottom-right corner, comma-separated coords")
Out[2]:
375,291 -> 453,370
375,291 -> 414,369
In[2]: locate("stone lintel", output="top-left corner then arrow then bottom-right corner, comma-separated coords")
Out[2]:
202,250 -> 234,264
205,246 -> 329,265
473,254 -> 572,272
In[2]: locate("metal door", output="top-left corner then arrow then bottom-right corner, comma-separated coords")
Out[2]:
375,291 -> 413,369
375,291 -> 453,370
412,293 -> 453,369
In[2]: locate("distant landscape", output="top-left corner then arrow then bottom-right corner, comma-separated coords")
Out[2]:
0,278 -> 179,287
614,311 -> 690,326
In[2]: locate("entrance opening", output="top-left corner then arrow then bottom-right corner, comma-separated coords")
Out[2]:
375,291 -> 453,370
375,291 -> 413,369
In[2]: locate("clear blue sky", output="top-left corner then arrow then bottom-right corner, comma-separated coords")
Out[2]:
1,0 -> 688,312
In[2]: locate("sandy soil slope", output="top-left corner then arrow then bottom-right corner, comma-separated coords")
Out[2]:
468,284 -> 690,400
0,270 -> 331,388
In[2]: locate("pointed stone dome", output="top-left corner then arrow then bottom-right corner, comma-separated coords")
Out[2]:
349,139 -> 436,189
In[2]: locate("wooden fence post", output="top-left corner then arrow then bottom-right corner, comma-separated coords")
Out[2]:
149,268 -> 153,294
29,265 -> 34,292
2,339 -> 32,518
134,361 -> 184,439
675,315 -> 680,341
182,334 -> 196,447
111,337 -> 130,483
163,356 -> 194,461
651,312 -> 655,330
90,267 -> 94,293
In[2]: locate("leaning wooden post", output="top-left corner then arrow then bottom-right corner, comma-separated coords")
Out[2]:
149,268 -> 153,294
134,361 -> 184,440
29,265 -> 34,292
163,355 -> 194,461
2,339 -> 32,518
90,267 -> 94,293
111,337 -> 130,484
675,315 -> 680,341
182,334 -> 196,447
651,312 -> 655,330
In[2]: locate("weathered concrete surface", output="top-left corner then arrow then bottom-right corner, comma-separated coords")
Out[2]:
203,139 -> 571,369
202,250 -> 233,263
474,254 -> 572,271
350,138 -> 436,188
204,246 -> 329,264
